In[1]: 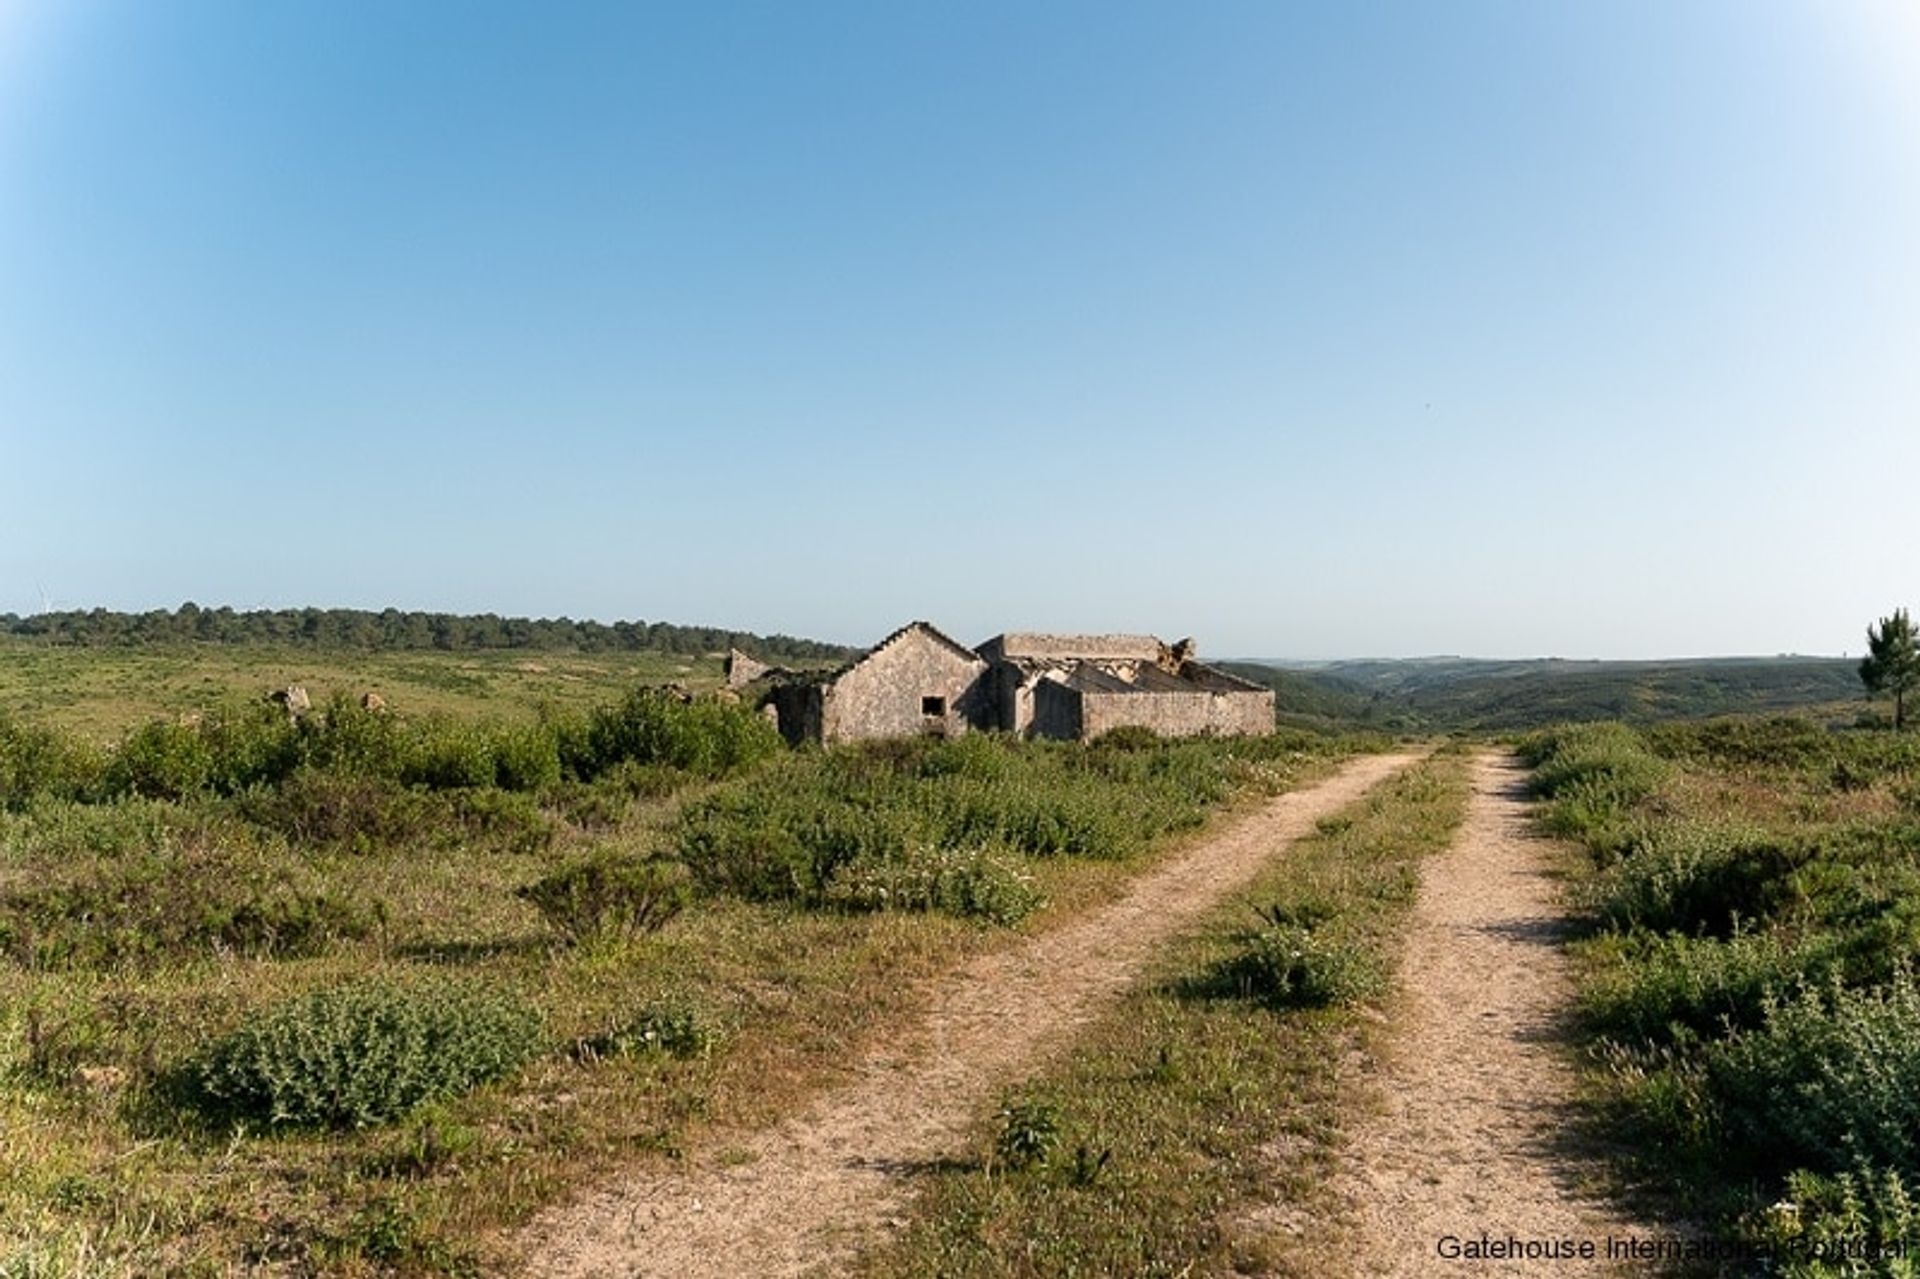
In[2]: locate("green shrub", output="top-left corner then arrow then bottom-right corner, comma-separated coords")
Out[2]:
0,795 -> 191,862
404,720 -> 496,790
1710,972 -> 1920,1177
299,695 -> 411,778
13,992 -> 115,1088
822,842 -> 1042,925
1589,820 -> 1805,936
1521,723 -> 1671,858
1090,724 -> 1162,751
579,690 -> 781,780
973,784 -> 1128,859
0,713 -> 103,808
199,703 -> 302,793
995,1098 -> 1062,1170
108,721 -> 213,800
1651,716 -> 1847,772
490,723 -> 562,792
675,778 -> 918,901
1215,923 -> 1384,1008
240,767 -> 436,851
677,732 -> 1316,910
1746,1164 -> 1920,1278
449,787 -> 553,854
517,852 -> 691,942
191,980 -> 542,1128
1579,928 -> 1840,1046
914,732 -> 1012,780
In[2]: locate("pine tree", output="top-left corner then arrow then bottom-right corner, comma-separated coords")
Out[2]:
1860,608 -> 1920,730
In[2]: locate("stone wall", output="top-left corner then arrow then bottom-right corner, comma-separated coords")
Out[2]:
1076,687 -> 1275,740
1030,678 -> 1084,740
725,649 -> 771,689
989,663 -> 1046,734
820,626 -> 990,744
980,633 -> 1162,663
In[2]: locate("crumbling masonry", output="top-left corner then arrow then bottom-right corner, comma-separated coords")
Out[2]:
729,622 -> 1275,746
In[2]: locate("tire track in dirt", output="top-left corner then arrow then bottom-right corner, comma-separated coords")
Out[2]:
1330,752 -> 1645,1277
514,750 -> 1421,1279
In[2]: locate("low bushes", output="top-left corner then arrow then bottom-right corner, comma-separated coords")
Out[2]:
1,686 -> 779,821
517,851 -> 693,942
1521,722 -> 1670,858
1577,928 -> 1840,1046
240,767 -> 439,850
1748,1165 -> 1920,1278
1584,819 -> 1806,937
190,980 -> 542,1129
822,842 -> 1042,925
105,721 -> 215,801
0,713 -> 104,808
673,732 -> 1311,922
0,843 -> 379,968
1210,921 -> 1384,1008
1533,718 -> 1920,1275
1709,973 -> 1920,1177
570,690 -> 782,781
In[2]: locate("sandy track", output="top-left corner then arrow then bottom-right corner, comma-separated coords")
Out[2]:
515,750 -> 1420,1278
1331,752 -> 1642,1277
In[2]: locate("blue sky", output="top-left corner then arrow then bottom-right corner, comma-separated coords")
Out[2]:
2,1 -> 1916,658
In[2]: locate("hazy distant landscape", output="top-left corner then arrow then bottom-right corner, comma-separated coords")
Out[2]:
1226,653 -> 1864,732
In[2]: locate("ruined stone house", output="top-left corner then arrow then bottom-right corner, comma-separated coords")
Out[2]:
735,621 -> 1275,746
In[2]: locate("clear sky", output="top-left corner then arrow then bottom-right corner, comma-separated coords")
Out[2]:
2,1 -> 1916,658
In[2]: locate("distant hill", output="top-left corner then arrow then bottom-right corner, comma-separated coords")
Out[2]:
1222,655 -> 1864,731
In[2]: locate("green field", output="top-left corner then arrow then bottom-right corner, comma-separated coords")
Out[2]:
0,639 -> 723,741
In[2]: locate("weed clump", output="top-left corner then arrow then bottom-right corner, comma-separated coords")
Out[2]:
573,997 -> 718,1062
995,1098 -> 1062,1170
1215,922 -> 1383,1008
190,980 -> 542,1129
1744,1164 -> 1920,1275
823,842 -> 1042,925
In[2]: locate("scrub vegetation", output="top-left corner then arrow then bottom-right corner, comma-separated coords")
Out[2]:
1523,718 -> 1920,1276
847,752 -> 1471,1278
0,646 -> 1368,1276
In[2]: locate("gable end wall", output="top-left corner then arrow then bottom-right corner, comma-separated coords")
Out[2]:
821,630 -> 990,743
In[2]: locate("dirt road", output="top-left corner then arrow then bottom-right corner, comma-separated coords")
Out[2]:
1331,752 -> 1642,1276
515,750 -> 1420,1279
